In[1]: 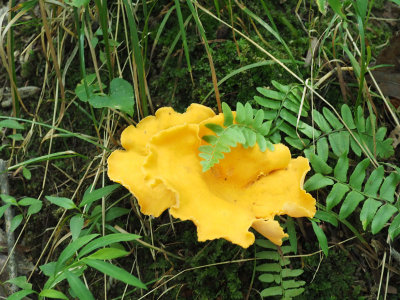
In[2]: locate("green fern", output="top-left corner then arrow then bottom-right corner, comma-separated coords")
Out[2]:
256,239 -> 305,299
199,102 -> 274,172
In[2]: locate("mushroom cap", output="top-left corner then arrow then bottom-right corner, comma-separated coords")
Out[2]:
108,104 -> 316,248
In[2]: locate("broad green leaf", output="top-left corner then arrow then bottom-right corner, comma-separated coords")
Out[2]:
339,191 -> 364,220
105,207 -> 130,221
371,204 -> 398,234
39,262 -> 57,277
360,198 -> 381,230
46,196 -> 77,210
334,152 -> 349,182
39,289 -> 69,300
18,197 -> 40,206
86,248 -> 129,260
10,214 -> 23,232
255,96 -> 281,109
349,158 -> 370,191
27,202 -> 42,215
311,220 -> 329,256
364,166 -> 384,197
379,172 -> 400,202
256,133 -> 267,152
80,184 -> 119,207
253,109 -> 264,130
79,233 -> 140,258
286,216 -> 297,254
316,0 -> 327,14
84,259 -> 146,289
259,120 -> 272,136
329,131 -> 349,156
315,210 -> 338,227
222,102 -> 233,126
55,234 -> 99,273
304,173 -> 334,192
350,133 -> 362,156
66,271 -> 95,300
323,108 -> 343,130
341,104 -> 356,129
89,78 -> 135,116
389,214 -> 400,240
317,137 -> 329,162
284,136 -> 308,150
202,135 -> 218,144
244,102 -> 254,125
70,215 -> 84,241
326,183 -> 349,211
0,119 -> 24,129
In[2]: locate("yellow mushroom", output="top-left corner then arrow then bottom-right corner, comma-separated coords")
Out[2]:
108,104 -> 316,248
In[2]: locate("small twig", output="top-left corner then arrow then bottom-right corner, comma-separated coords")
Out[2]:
0,160 -> 17,294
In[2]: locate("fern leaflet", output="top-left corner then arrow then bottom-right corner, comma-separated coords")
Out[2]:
199,102 -> 274,172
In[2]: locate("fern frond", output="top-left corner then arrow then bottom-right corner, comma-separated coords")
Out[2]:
256,239 -> 305,298
198,102 -> 274,172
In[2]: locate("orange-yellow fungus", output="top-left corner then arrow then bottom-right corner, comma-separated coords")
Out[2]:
108,104 -> 316,248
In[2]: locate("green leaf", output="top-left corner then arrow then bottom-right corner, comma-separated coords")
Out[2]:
258,273 -> 275,283
315,210 -> 338,227
0,119 -> 24,129
364,166 -> 384,197
244,102 -> 254,125
205,123 -> 224,135
6,276 -> 32,290
285,288 -> 305,297
341,104 -> 356,129
326,183 -> 349,211
84,259 -> 146,288
355,106 -> 365,133
329,131 -> 350,156
304,173 -> 334,192
256,263 -> 280,272
253,110 -> 265,130
311,220 -> 329,256
6,289 -> 35,300
22,167 -> 31,180
222,102 -> 233,126
286,216 -> 297,254
282,268 -> 303,277
105,207 -> 130,222
79,233 -> 140,258
1,194 -> 17,205
256,251 -> 279,260
235,102 -> 246,123
349,158 -> 370,191
86,248 -> 129,260
371,204 -> 398,234
256,133 -> 267,152
46,196 -> 77,210
308,152 -> 332,175
379,172 -> 400,202
260,286 -> 283,297
316,0 -> 327,14
282,279 -> 306,289
55,234 -> 99,273
66,271 -> 95,300
323,107 -> 343,130
313,109 -> 332,132
0,204 -> 10,218
89,78 -> 135,116
10,214 -> 23,232
333,152 -> 349,182
389,214 -> 400,240
360,198 -> 382,230
80,184 -> 119,207
317,137 -> 329,162
255,239 -> 278,249
339,191 -> 364,220
27,202 -> 42,215
39,289 -> 69,300
70,215 -> 84,241
8,133 -> 24,141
